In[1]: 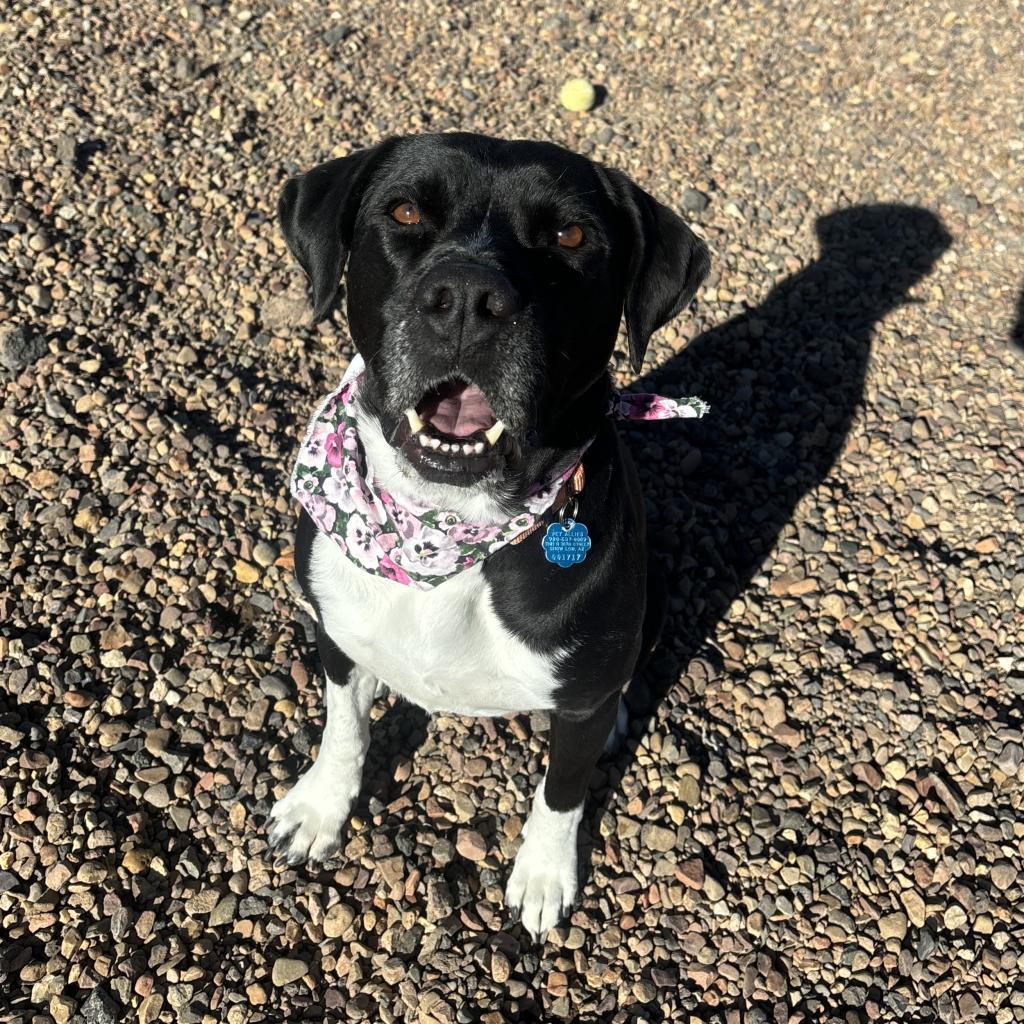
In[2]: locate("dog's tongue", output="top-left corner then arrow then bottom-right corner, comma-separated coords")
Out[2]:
420,381 -> 497,438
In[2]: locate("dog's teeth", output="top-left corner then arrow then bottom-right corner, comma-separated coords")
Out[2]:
484,421 -> 505,445
462,443 -> 474,456
404,408 -> 425,433
429,437 -> 441,450
418,433 -> 430,447
441,442 -> 451,453
473,441 -> 485,455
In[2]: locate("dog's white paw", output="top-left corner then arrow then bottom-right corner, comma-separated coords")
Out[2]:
505,824 -> 579,941
267,768 -> 355,865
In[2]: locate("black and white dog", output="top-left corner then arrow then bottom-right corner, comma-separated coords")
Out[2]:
267,133 -> 709,940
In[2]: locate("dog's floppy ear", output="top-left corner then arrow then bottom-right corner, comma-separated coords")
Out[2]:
278,138 -> 399,322
604,169 -> 710,373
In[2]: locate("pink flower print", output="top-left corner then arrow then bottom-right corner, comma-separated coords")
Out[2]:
344,513 -> 381,570
379,555 -> 412,586
322,468 -> 356,514
325,431 -> 345,468
393,526 -> 462,576
382,491 -> 422,537
305,493 -> 336,533
298,423 -> 332,470
343,456 -> 386,522
447,522 -> 501,543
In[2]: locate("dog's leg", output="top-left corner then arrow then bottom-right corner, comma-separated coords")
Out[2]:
267,629 -> 377,865
505,692 -> 620,940
603,695 -> 629,754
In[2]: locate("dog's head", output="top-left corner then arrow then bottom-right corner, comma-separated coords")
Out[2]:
279,133 -> 708,487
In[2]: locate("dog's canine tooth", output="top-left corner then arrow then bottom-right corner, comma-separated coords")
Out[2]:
429,437 -> 441,450
484,421 -> 505,445
473,441 -> 485,455
404,408 -> 425,433
418,433 -> 430,447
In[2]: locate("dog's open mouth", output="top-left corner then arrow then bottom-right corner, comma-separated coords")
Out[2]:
395,378 -> 509,476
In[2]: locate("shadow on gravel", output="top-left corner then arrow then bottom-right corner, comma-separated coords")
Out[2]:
588,204 -> 952,916
1011,286 -> 1024,354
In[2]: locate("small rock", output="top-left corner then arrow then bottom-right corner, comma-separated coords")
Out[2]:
900,890 -> 927,928
209,894 -> 238,927
677,858 -> 704,889
426,877 -> 454,921
879,912 -> 908,940
234,560 -> 259,583
491,951 -> 511,983
138,993 -> 164,1024
1,325 -> 47,373
943,905 -> 968,930
26,284 -> 52,310
123,848 -> 154,875
80,987 -> 120,1024
260,291 -> 310,330
633,979 -> 657,1003
185,889 -> 220,915
50,995 -> 75,1024
677,776 -> 700,806
990,861 -> 1017,891
680,187 -> 710,213
703,876 -> 725,901
99,623 -> 131,650
271,958 -> 308,987
252,541 -> 279,567
455,828 -> 487,861
143,784 -> 170,808
641,823 -> 675,853
762,695 -> 787,728
322,902 -> 355,937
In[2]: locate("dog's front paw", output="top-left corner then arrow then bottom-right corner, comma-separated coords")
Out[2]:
267,769 -> 355,865
505,834 -> 578,941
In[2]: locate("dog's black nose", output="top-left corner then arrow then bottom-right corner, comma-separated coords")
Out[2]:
416,261 -> 522,346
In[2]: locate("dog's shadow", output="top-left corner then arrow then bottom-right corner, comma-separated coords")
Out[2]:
1012,285 -> 1024,355
578,203 -> 952,903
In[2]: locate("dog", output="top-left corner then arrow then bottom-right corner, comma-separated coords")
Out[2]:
267,132 -> 709,940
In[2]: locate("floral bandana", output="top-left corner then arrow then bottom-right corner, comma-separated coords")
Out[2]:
291,355 -> 708,590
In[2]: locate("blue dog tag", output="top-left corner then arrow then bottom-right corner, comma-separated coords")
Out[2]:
542,518 -> 591,567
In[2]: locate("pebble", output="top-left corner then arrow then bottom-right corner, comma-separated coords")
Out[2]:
137,994 -> 164,1024
122,849 -> 153,875
990,861 -> 1017,891
455,829 -> 487,861
900,890 -> 927,928
879,912 -> 908,940
322,902 -> 355,937
271,958 -> 308,987
677,776 -> 700,806
253,541 -> 279,567
680,187 -> 710,213
1,325 -> 46,373
944,905 -> 969,930
80,988 -> 119,1024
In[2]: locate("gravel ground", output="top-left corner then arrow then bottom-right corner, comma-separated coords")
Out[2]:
2,1 -> 1022,1022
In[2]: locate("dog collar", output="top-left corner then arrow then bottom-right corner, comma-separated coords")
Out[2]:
291,357 -> 708,589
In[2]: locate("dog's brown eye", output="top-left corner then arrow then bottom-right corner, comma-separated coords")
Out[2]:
391,202 -> 421,225
556,224 -> 584,248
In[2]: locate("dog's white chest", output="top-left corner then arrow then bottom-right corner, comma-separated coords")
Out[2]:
307,530 -> 562,716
